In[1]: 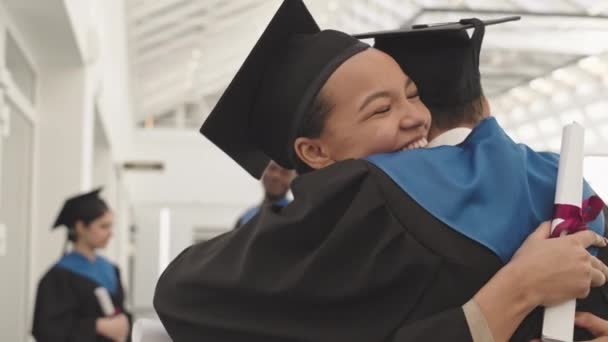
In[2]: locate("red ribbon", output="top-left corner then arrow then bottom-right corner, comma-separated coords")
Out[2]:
551,195 -> 605,238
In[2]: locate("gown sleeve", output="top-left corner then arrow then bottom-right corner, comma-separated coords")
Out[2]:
154,159 -> 476,342
32,268 -> 98,342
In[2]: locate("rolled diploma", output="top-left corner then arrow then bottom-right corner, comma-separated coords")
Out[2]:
542,122 -> 585,342
94,287 -> 116,317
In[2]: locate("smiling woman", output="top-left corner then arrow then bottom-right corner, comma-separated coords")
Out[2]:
293,47 -> 431,172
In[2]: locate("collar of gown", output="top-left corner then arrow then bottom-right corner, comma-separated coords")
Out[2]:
427,127 -> 473,148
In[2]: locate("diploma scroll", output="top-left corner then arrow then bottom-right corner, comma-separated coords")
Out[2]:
94,287 -> 116,317
541,122 -> 584,342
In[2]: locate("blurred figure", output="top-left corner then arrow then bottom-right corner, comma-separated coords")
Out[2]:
234,161 -> 295,228
32,188 -> 132,342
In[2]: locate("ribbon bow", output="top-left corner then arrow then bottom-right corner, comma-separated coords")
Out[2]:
551,195 -> 605,238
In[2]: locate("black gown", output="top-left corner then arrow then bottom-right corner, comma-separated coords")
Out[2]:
32,265 -> 132,342
154,160 -> 608,342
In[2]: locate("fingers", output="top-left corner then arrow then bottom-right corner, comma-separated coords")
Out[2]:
528,221 -> 552,240
569,230 -> 608,248
576,312 -> 608,337
591,256 -> 608,287
590,268 -> 607,288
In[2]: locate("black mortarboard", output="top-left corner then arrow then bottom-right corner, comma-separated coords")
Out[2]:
354,17 -> 520,109
200,0 -> 368,179
52,187 -> 104,229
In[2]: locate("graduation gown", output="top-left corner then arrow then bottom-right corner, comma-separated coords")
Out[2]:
154,119 -> 607,342
235,198 -> 291,228
32,253 -> 132,342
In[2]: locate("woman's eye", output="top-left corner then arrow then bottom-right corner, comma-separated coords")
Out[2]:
406,93 -> 419,100
373,106 -> 391,115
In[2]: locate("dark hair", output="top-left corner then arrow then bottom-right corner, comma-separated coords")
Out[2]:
67,198 -> 109,242
292,92 -> 333,174
429,93 -> 486,131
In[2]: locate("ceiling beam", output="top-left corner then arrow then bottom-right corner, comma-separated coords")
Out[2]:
479,30 -> 608,55
138,70 -> 187,94
136,24 -> 255,63
140,87 -> 189,114
136,32 -> 216,61
417,7 -> 608,21
135,15 -> 206,50
130,0 -> 187,22
134,0 -> 270,62
138,59 -> 239,100
132,1 -> 209,38
137,23 -> 207,55
136,40 -> 247,77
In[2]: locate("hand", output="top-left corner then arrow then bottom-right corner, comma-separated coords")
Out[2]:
96,314 -> 129,342
530,312 -> 608,341
575,312 -> 608,341
510,221 -> 608,306
473,222 -> 607,342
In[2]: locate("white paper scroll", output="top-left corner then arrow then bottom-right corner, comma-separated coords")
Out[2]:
542,122 -> 585,342
94,287 -> 116,317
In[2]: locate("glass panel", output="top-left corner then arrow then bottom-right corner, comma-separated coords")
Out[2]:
5,32 -> 36,104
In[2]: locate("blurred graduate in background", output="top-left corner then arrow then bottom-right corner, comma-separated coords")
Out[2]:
32,188 -> 132,342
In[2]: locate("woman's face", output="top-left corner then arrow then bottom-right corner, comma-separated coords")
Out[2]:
295,48 -> 431,170
76,211 -> 113,249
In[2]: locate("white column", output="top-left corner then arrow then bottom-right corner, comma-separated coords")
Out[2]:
175,105 -> 186,129
33,64 -> 88,285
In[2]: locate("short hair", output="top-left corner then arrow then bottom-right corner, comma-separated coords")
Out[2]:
429,92 -> 486,131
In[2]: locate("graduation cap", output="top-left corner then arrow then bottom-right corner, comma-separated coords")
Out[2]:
200,0 -> 368,179
53,187 -> 104,229
354,17 -> 520,110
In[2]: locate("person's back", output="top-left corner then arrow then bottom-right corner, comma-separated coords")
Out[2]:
361,18 -> 607,340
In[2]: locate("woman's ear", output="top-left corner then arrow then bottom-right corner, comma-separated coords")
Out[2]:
294,137 -> 334,170
481,96 -> 491,118
74,220 -> 86,239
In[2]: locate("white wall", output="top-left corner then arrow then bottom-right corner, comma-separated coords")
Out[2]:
131,206 -> 160,311
125,129 -> 263,206
0,1 -> 136,339
125,129 -> 264,311
63,0 -> 135,296
92,112 -> 129,273
92,0 -> 135,162
34,64 -> 92,287
130,202 -> 244,310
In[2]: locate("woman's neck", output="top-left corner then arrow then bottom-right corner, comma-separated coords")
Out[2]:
263,193 -> 285,205
73,242 -> 96,261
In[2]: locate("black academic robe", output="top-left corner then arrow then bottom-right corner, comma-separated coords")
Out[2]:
32,266 -> 132,342
154,159 -> 608,342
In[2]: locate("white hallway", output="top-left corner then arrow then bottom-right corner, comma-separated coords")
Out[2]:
0,0 -> 606,341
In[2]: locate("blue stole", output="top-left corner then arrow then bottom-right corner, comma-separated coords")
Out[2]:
367,117 -> 605,262
239,197 -> 291,225
56,251 -> 118,295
